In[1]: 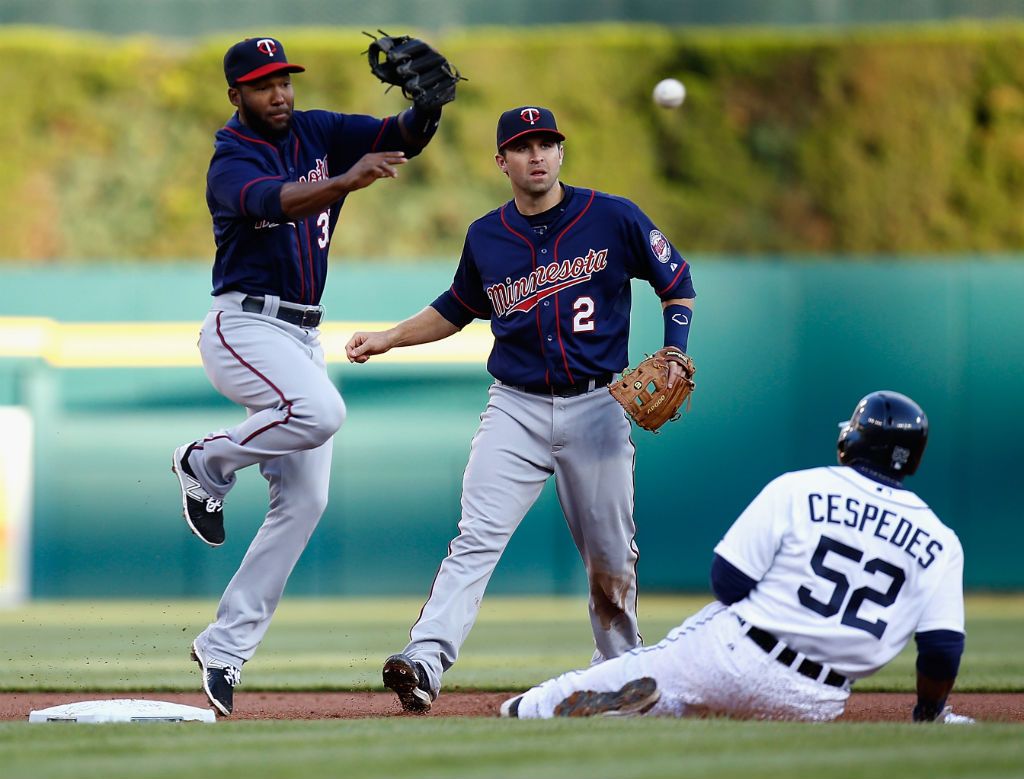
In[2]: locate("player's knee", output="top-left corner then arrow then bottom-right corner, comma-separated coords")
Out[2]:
291,393 -> 346,445
319,393 -> 346,435
295,486 -> 330,520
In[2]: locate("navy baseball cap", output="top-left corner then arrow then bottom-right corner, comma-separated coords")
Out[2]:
496,106 -> 566,151
224,37 -> 305,86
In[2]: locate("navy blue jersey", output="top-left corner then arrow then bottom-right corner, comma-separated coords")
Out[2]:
431,185 -> 695,386
206,109 -> 424,304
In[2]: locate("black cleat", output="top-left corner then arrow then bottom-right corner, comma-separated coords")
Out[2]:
190,640 -> 240,716
554,677 -> 660,718
383,653 -> 434,714
173,442 -> 225,546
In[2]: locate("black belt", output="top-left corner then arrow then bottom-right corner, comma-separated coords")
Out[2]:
745,625 -> 848,688
241,296 -> 324,328
509,373 -> 613,398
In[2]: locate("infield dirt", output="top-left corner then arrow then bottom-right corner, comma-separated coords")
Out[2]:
1,692 -> 1021,722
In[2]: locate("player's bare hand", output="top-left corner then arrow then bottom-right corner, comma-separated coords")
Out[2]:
665,360 -> 685,389
653,347 -> 693,389
342,151 -> 408,192
346,331 -> 393,363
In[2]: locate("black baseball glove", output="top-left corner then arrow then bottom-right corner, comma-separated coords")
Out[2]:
365,31 -> 464,112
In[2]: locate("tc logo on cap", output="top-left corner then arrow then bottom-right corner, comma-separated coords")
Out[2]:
520,108 -> 541,125
256,39 -> 278,57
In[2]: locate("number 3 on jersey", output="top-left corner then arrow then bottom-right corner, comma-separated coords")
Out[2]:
316,211 -> 330,249
798,535 -> 906,639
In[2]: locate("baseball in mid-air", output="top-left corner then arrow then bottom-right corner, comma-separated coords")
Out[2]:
653,78 -> 686,109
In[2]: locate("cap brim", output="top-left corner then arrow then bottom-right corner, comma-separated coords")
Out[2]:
236,62 -> 306,84
837,420 -> 851,430
498,128 -> 565,150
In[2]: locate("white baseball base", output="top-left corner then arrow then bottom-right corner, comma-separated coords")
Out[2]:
28,699 -> 216,723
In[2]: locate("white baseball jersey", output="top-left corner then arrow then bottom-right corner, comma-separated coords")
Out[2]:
715,466 -> 964,678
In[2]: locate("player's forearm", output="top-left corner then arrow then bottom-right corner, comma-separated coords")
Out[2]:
387,306 -> 460,348
279,179 -> 350,220
661,297 -> 694,310
913,671 -> 956,721
398,106 -> 442,147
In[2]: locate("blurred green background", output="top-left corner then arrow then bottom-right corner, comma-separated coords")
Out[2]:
1,5 -> 1023,602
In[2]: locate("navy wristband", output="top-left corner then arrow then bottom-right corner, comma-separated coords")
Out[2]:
405,104 -> 442,140
663,304 -> 692,352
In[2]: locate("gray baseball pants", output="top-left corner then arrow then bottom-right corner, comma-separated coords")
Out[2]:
188,292 -> 345,668
404,381 -> 641,695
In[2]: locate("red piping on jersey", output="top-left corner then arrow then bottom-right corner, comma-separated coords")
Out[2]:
500,204 -> 549,384
371,116 -> 391,152
223,125 -> 279,152
291,225 -> 306,302
239,176 -> 282,217
550,188 -> 596,385
450,284 -> 489,317
656,258 -> 689,297
215,311 -> 293,444
303,219 -> 316,304
194,434 -> 231,450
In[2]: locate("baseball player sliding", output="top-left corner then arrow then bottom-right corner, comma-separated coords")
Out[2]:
346,106 -> 696,713
501,391 -> 971,724
171,35 -> 457,716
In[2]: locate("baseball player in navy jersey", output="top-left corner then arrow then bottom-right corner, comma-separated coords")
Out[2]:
170,36 -> 445,716
501,391 -> 972,724
345,106 -> 696,713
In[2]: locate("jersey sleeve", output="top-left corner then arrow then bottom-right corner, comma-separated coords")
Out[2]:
318,110 -> 429,170
207,146 -> 287,221
621,200 -> 695,300
713,475 -> 792,582
916,534 -> 966,634
430,237 -> 492,327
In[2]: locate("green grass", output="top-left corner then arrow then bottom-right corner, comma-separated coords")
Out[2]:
0,718 -> 1022,779
1,595 -> 1022,692
0,595 -> 1021,779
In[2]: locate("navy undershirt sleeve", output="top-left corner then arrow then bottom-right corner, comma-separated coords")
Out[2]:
710,553 -> 758,605
915,629 -> 965,680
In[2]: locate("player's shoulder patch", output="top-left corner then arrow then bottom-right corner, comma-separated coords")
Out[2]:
649,229 -> 673,263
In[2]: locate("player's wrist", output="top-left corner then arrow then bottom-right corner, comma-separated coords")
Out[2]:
662,304 -> 692,352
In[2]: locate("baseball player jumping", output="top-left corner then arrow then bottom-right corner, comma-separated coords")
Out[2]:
501,391 -> 970,724
345,106 -> 696,713
171,36 -> 454,716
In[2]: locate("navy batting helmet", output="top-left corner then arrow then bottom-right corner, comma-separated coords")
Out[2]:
837,391 -> 928,478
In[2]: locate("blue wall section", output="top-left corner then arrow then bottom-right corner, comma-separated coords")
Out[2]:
1,258 -> 1021,596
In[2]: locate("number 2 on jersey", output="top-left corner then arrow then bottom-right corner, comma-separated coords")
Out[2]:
573,296 -> 595,332
797,535 -> 906,639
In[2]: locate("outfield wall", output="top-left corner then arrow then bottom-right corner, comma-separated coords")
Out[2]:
0,258 -> 1021,597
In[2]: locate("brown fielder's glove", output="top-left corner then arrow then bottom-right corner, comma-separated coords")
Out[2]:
609,349 -> 696,432
365,31 -> 464,112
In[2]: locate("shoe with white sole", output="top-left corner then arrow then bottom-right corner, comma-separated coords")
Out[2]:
172,442 -> 225,547
190,640 -> 240,716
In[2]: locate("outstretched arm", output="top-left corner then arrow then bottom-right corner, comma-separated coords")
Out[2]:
346,306 -> 460,363
279,151 -> 408,220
